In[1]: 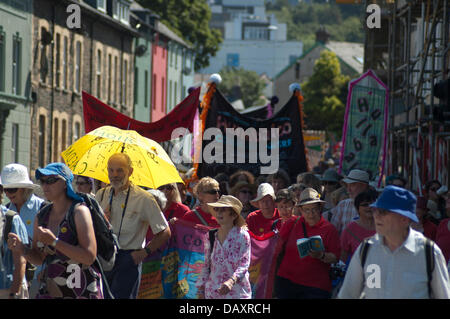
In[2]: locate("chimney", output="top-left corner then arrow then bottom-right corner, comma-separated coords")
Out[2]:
315,25 -> 330,44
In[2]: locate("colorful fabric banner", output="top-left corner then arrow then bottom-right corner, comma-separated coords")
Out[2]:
138,219 -> 210,299
197,87 -> 308,182
137,219 -> 280,299
82,87 -> 200,143
339,70 -> 389,183
248,231 -> 280,299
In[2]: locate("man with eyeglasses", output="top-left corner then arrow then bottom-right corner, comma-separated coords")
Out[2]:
95,153 -> 171,299
246,183 -> 280,236
338,185 -> 450,299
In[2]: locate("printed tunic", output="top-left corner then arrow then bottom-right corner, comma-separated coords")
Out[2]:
196,226 -> 252,299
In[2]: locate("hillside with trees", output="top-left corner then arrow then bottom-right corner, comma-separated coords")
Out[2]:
266,0 -> 366,50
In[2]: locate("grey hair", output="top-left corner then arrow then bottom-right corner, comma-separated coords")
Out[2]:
147,189 -> 167,211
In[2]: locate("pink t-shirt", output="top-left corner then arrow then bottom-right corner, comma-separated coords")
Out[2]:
340,221 -> 376,261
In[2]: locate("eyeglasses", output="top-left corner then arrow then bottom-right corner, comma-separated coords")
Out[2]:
39,176 -> 63,185
159,185 -> 174,191
359,202 -> 373,207
301,207 -> 321,214
4,188 -> 19,194
205,189 -> 221,195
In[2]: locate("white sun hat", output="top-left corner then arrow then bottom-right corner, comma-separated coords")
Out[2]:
0,164 -> 39,189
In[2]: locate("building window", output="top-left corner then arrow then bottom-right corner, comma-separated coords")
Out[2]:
11,123 -> 19,162
0,28 -> 5,92
226,53 -> 239,67
96,49 -> 102,99
38,115 -> 46,167
243,26 -> 269,40
62,36 -> 68,89
295,62 -> 301,80
55,33 -> 61,87
169,80 -> 172,110
74,41 -> 81,93
61,119 -> 67,152
53,118 -> 59,162
161,76 -> 165,111
144,70 -> 148,108
108,54 -> 112,102
12,33 -> 21,95
97,0 -> 106,12
134,67 -> 138,105
174,82 -> 177,106
74,122 -> 81,142
40,28 -> 48,84
152,74 -> 156,110
122,59 -> 127,106
114,56 -> 118,104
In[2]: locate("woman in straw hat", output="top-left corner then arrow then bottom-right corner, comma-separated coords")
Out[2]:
274,188 -> 341,299
196,195 -> 251,299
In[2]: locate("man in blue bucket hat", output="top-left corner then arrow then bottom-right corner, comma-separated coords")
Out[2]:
338,185 -> 450,299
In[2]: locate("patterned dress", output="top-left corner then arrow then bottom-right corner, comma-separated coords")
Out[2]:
196,226 -> 251,299
36,204 -> 103,299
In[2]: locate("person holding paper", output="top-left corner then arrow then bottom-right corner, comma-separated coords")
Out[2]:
274,188 -> 341,299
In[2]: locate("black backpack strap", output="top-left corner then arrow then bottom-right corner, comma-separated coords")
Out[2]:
360,238 -> 371,269
3,209 -> 17,243
424,238 -> 435,298
271,218 -> 281,232
301,221 -> 308,238
208,229 -> 218,272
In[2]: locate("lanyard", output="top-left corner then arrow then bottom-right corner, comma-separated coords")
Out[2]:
110,186 -> 131,241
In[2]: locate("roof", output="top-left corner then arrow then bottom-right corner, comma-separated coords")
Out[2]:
273,40 -> 364,80
324,41 -> 364,74
155,21 -> 191,48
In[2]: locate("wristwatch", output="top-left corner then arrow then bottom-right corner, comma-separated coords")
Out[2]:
51,238 -> 59,248
144,246 -> 152,256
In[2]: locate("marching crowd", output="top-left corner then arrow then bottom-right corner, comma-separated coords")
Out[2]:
0,155 -> 450,299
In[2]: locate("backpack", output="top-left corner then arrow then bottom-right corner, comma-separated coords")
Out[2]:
359,237 -> 435,298
38,193 -> 119,272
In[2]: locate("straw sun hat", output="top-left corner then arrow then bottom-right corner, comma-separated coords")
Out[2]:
207,195 -> 246,227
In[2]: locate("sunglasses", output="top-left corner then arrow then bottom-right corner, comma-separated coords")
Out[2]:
359,202 -> 374,207
39,176 -> 63,185
75,181 -> 89,186
205,189 -> 221,195
239,190 -> 252,195
159,185 -> 174,191
4,188 -> 19,194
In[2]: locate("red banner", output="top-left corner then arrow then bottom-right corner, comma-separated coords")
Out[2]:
82,88 -> 200,142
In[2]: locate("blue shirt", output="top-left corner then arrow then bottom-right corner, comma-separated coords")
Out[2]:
0,205 -> 29,289
7,194 -> 44,239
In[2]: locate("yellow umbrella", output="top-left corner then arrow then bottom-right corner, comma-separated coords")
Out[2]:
61,125 -> 183,189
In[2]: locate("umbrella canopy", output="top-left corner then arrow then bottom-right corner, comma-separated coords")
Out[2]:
62,125 -> 183,189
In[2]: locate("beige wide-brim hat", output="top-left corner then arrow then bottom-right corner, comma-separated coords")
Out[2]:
297,188 -> 326,206
0,164 -> 39,189
207,195 -> 246,225
250,183 -> 275,204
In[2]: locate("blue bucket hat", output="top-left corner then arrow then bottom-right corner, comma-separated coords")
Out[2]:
35,162 -> 83,202
370,185 -> 418,223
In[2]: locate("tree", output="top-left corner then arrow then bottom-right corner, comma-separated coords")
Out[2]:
138,0 -> 222,71
218,67 -> 267,108
301,50 -> 350,138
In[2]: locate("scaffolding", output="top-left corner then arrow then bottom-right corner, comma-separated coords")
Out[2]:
384,0 -> 449,189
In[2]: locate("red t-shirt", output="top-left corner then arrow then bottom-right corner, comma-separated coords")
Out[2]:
423,219 -> 437,241
164,202 -> 190,221
246,208 -> 280,236
340,221 -> 376,261
182,206 -> 220,228
277,215 -> 341,292
436,218 -> 450,263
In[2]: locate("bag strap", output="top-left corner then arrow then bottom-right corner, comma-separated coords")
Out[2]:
424,238 -> 435,298
359,238 -> 371,269
193,208 -> 209,227
301,221 -> 308,238
346,227 -> 363,244
208,229 -> 218,273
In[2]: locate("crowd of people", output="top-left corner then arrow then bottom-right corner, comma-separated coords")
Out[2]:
0,156 -> 450,299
